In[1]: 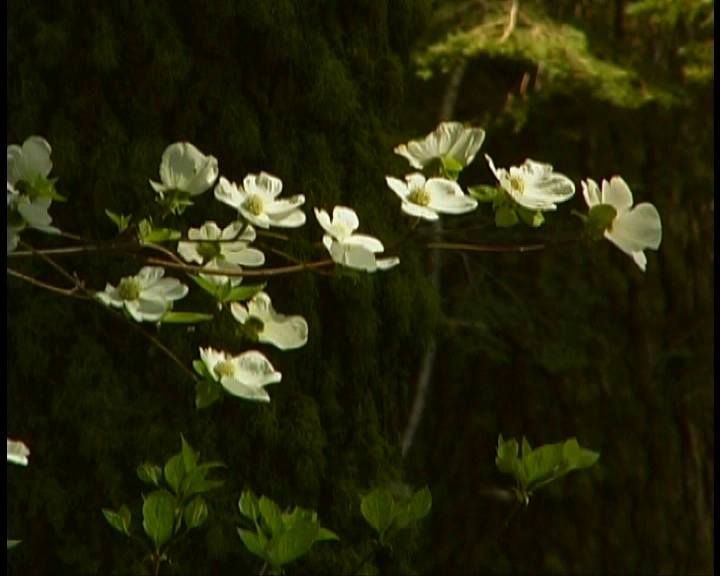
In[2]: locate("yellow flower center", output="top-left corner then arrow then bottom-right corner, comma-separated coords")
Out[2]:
408,186 -> 431,206
509,176 -> 525,194
118,277 -> 141,301
198,241 -> 221,261
246,194 -> 265,216
214,360 -> 235,379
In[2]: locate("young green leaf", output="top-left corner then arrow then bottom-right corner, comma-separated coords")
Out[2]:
409,486 -> 432,521
468,185 -> 498,202
220,283 -> 267,304
266,519 -> 319,568
142,490 -> 176,548
360,488 -> 396,540
195,378 -> 222,410
239,490 -> 261,523
179,434 -> 199,474
105,209 -> 132,233
161,312 -> 214,324
102,504 -> 132,535
180,462 -> 226,498
164,453 -> 186,494
316,527 -> 340,542
259,497 -> 284,536
238,528 -> 266,560
137,463 -> 164,487
183,496 -> 209,530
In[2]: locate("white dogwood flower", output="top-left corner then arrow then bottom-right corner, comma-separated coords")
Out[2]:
394,121 -> 486,170
385,173 -> 478,221
7,438 -> 30,467
95,266 -> 189,322
230,291 -> 308,350
314,206 -> 399,272
485,154 -> 575,211
7,136 -> 53,187
177,221 -> 264,286
582,177 -> 662,272
199,347 -> 281,402
214,173 -> 305,229
150,142 -> 219,197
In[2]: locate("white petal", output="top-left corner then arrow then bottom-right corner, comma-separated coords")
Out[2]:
132,298 -> 169,322
221,378 -> 272,402
229,301 -> 250,324
581,179 -> 601,208
332,206 -> 360,233
232,350 -> 282,387
344,233 -> 385,253
200,260 -> 243,286
333,242 -> 378,272
21,136 -> 53,179
17,201 -> 60,233
177,241 -> 203,264
136,266 -> 165,286
143,277 -> 188,301
631,251 -> 648,272
386,176 -> 410,201
264,195 -> 306,216
314,208 -> 333,235
244,172 -> 283,199
95,286 -> 124,309
445,124 -> 486,166
199,347 -> 227,380
222,245 -> 265,267
240,208 -> 273,229
606,203 -> 662,254
196,221 -> 222,240
267,208 -> 306,228
214,177 -> 246,210
376,256 -> 400,270
7,439 -> 30,466
425,179 -> 478,214
602,177 -> 634,213
159,142 -> 217,195
400,201 -> 439,221
260,315 -> 309,350
246,291 -> 273,320
222,221 -> 254,242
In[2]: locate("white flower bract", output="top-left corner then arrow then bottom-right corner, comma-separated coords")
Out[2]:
177,221 -> 264,286
230,291 -> 309,350
7,438 -> 30,467
214,173 -> 306,229
7,136 -> 53,186
394,121 -> 486,170
95,266 -> 189,322
485,154 -> 576,211
385,173 -> 478,221
582,177 -> 662,272
149,142 -> 219,197
314,206 -> 399,272
199,347 -> 281,402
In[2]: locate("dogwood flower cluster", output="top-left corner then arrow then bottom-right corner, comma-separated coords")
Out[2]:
8,124 -> 665,406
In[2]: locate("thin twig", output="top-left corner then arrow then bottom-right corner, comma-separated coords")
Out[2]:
426,241 -> 545,253
7,268 -> 90,299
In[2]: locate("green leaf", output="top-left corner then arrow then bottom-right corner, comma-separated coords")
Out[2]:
164,453 -> 186,494
220,283 -> 266,304
468,185 -> 498,202
360,488 -> 396,540
105,209 -> 132,233
180,462 -> 226,498
239,490 -> 261,522
183,496 -> 209,530
192,360 -> 212,380
409,486 -> 432,521
137,463 -> 164,487
316,527 -> 340,542
495,435 -> 519,474
142,490 -> 177,548
495,205 -> 519,228
142,227 -> 181,244
563,438 -> 600,469
393,505 -> 411,531
195,378 -> 222,410
259,497 -> 284,536
161,311 -> 214,324
102,504 -> 132,535
267,517 -> 319,568
180,434 -> 199,474
586,204 -> 618,240
238,528 -> 267,560
516,206 -> 545,227
31,174 -> 66,201
189,274 -> 223,298
7,540 -> 22,550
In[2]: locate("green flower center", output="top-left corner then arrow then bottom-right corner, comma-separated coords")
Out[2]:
509,176 -> 525,194
214,360 -> 235,379
408,186 -> 431,206
243,317 -> 265,341
246,194 -> 265,216
197,241 -> 221,261
118,277 -> 141,301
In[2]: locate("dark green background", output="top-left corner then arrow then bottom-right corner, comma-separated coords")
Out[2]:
8,1 -> 713,575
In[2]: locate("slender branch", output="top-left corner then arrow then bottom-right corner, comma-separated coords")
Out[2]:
7,268 -> 91,299
426,241 -> 546,253
143,256 -> 334,277
499,0 -> 519,43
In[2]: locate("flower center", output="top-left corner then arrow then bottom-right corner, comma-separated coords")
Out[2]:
509,176 -> 525,194
408,186 -> 431,206
118,277 -> 141,301
197,241 -> 221,261
214,360 -> 235,379
243,317 -> 265,341
246,194 -> 265,216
